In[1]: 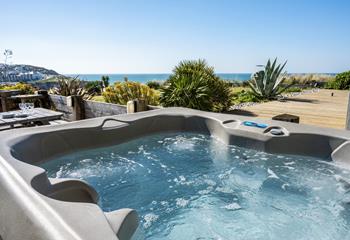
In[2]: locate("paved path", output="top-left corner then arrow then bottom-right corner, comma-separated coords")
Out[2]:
234,89 -> 349,129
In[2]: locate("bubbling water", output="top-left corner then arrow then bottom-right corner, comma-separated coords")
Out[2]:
41,133 -> 350,240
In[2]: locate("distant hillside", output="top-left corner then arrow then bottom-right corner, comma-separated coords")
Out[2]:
0,64 -> 61,82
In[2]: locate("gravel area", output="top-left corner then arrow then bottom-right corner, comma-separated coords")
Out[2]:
230,88 -> 320,110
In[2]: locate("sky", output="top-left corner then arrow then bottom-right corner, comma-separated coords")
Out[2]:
1,0 -> 349,74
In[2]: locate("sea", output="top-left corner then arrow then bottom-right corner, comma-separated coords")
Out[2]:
66,73 -> 337,84
66,73 -> 252,83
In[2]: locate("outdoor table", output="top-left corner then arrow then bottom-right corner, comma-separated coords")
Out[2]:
9,94 -> 45,107
0,108 -> 63,128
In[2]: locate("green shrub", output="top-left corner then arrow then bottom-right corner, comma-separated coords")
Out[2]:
227,80 -> 244,87
249,58 -> 293,100
325,80 -> 337,89
91,95 -> 105,102
146,81 -> 162,90
102,81 -> 159,105
232,90 -> 260,104
284,74 -> 334,86
159,59 -> 232,112
241,81 -> 251,87
281,86 -> 303,93
0,82 -> 35,94
84,80 -> 103,94
326,71 -> 350,90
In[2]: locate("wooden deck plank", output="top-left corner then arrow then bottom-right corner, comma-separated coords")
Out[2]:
236,89 -> 349,129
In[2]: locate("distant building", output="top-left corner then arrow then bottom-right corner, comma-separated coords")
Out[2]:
0,64 -> 58,82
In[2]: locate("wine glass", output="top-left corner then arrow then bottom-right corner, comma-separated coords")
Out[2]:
25,103 -> 34,114
19,103 -> 26,113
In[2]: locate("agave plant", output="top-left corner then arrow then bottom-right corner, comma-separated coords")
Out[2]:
249,58 -> 292,100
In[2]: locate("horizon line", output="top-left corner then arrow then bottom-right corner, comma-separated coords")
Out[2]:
62,72 -> 337,75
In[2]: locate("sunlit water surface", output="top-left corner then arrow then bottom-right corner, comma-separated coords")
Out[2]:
41,133 -> 350,240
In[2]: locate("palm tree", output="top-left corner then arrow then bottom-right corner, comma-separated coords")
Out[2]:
101,75 -> 110,90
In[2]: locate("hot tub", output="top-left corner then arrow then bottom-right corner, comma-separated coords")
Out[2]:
0,107 -> 350,240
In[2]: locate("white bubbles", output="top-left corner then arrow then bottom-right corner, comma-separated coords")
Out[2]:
284,161 -> 295,166
175,198 -> 189,208
143,213 -> 159,229
198,189 -> 211,195
267,168 -> 279,179
223,203 -> 241,211
173,175 -> 194,186
281,183 -> 289,190
164,135 -> 207,153
171,139 -> 195,151
216,186 -> 234,194
41,132 -> 350,240
55,166 -> 64,178
80,158 -> 93,163
204,179 -> 216,186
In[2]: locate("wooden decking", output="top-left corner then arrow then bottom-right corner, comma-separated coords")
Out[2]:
233,89 -> 349,129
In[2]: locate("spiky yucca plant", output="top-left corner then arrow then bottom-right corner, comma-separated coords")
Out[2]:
49,76 -> 93,99
160,59 -> 232,112
49,76 -> 82,96
249,58 -> 292,100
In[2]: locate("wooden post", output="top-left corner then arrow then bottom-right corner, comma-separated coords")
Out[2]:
36,90 -> 49,108
71,95 -> 85,120
0,91 -> 11,112
126,99 -> 148,114
135,99 -> 147,112
346,91 -> 350,130
127,100 -> 135,114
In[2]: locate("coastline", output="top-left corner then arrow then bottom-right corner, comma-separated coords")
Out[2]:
65,73 -> 252,83
65,73 -> 336,83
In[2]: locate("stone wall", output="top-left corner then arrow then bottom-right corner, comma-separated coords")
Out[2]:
49,94 -> 127,121
49,94 -> 74,121
84,100 -> 127,119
